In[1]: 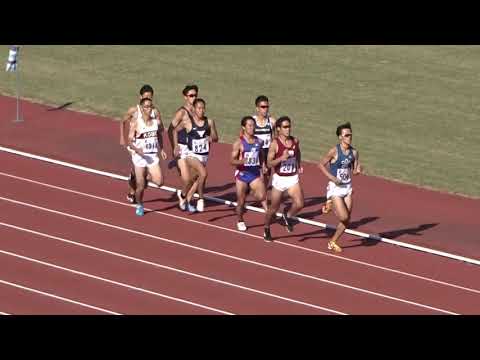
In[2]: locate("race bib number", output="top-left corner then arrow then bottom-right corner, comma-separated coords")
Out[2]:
144,138 -> 158,152
337,168 -> 351,183
244,151 -> 260,166
256,133 -> 271,148
280,157 -> 296,174
192,138 -> 209,153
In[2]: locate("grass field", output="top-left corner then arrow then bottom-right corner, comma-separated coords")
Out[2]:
1,45 -> 479,198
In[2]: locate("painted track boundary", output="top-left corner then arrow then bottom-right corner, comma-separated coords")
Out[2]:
0,145 -> 478,267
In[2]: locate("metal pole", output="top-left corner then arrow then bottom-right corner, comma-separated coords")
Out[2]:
13,64 -> 23,122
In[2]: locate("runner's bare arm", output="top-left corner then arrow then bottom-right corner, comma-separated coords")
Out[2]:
172,120 -> 186,157
120,106 -> 136,146
208,118 -> 219,142
353,149 -> 362,175
157,123 -> 168,160
230,139 -> 244,166
127,117 -> 143,155
168,109 -> 185,152
270,116 -> 277,138
153,107 -> 164,133
318,147 -> 340,184
295,138 -> 303,174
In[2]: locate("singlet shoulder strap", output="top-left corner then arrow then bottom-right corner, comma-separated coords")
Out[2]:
181,106 -> 195,122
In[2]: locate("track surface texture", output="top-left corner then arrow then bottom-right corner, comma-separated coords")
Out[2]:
0,96 -> 478,315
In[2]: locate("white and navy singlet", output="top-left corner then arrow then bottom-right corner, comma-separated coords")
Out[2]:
253,115 -> 273,150
187,116 -> 211,156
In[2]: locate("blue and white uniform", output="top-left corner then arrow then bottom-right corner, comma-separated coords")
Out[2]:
326,144 -> 356,199
235,136 -> 263,184
130,105 -> 161,168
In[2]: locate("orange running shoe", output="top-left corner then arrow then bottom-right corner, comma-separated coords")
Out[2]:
327,241 -> 342,253
322,199 -> 333,214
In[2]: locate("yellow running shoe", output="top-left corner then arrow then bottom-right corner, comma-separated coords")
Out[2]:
327,241 -> 342,253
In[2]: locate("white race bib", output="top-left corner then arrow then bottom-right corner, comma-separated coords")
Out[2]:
337,168 -> 351,184
244,150 -> 260,166
192,138 -> 209,153
256,133 -> 271,148
280,157 -> 296,174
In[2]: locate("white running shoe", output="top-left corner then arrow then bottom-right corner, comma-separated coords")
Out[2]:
236,221 -> 247,231
196,198 -> 205,212
177,190 -> 186,211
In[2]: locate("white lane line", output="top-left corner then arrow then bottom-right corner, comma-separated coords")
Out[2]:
0,279 -> 121,315
1,145 -> 478,266
0,196 -> 459,315
1,170 -> 479,295
0,222 -> 345,315
0,248 -> 233,315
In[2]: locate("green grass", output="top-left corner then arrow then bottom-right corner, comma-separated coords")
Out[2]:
1,45 -> 479,198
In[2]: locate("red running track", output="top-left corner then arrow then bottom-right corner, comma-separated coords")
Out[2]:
0,151 -> 479,314
0,95 -> 479,260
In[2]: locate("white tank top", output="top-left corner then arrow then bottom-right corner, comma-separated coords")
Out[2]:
133,105 -> 160,154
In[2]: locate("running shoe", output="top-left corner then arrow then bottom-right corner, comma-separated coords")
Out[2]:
327,241 -> 342,253
282,208 -> 293,233
187,202 -> 197,213
177,190 -> 187,211
322,199 -> 333,214
135,204 -> 144,216
236,221 -> 247,232
196,198 -> 205,212
263,227 -> 273,242
126,193 -> 136,204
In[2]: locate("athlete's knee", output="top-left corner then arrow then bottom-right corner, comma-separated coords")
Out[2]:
339,213 -> 350,224
237,195 -> 245,206
255,189 -> 266,201
269,203 -> 280,215
294,196 -> 304,209
151,177 -> 164,187
199,166 -> 207,178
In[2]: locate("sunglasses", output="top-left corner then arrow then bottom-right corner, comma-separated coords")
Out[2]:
259,105 -> 269,109
282,125 -> 291,129
343,134 -> 352,138
187,94 -> 197,98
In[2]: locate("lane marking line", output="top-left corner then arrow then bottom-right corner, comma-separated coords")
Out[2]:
0,145 -> 478,266
0,196 -> 460,315
1,170 -> 479,295
0,279 -> 121,315
0,247 -> 233,315
0,222 -> 345,315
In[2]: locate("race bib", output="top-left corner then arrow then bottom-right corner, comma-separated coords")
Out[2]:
280,157 -> 296,174
192,138 -> 209,153
144,138 -> 158,152
337,168 -> 351,183
244,150 -> 260,166
256,133 -> 271,148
